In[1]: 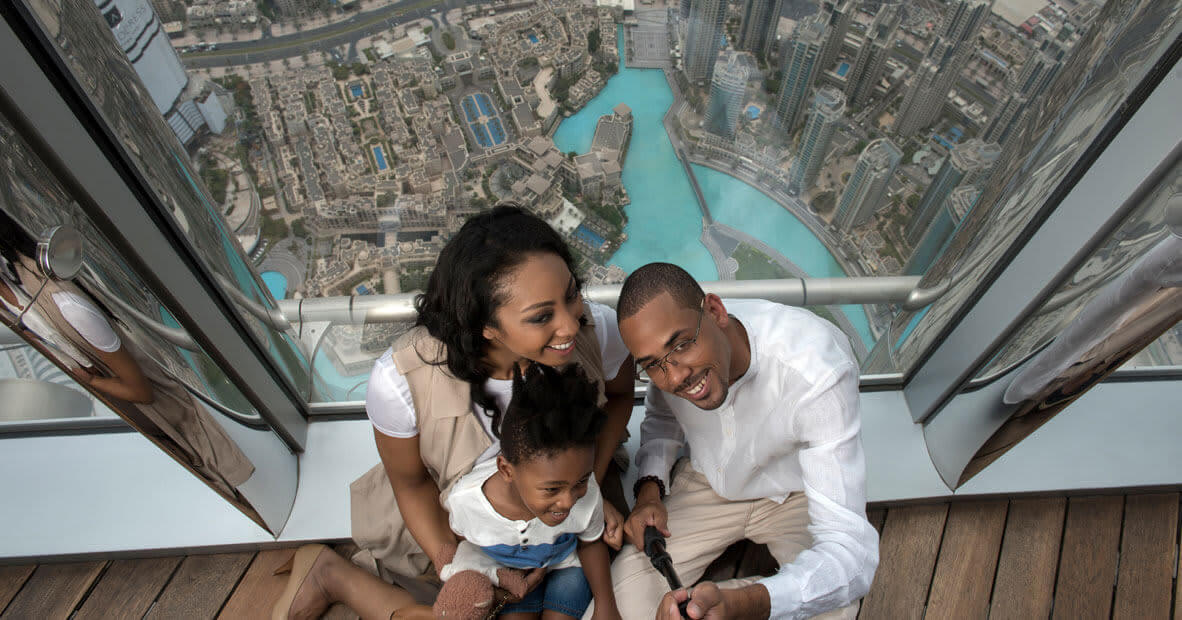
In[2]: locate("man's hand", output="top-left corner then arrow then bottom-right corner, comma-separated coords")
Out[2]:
625,480 -> 669,550
602,500 -> 625,550
657,583 -> 725,620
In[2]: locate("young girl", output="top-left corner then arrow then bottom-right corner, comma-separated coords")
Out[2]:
439,363 -> 622,620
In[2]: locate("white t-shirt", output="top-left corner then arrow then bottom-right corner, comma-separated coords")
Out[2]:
366,301 -> 629,464
444,459 -> 604,570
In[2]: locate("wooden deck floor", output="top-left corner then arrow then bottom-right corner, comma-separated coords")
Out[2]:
1,492 -> 1178,619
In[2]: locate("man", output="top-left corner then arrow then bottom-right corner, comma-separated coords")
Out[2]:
609,263 -> 878,619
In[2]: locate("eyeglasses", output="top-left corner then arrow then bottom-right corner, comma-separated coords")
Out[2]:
637,299 -> 704,378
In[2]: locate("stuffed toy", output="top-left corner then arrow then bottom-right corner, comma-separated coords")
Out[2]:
432,543 -> 532,620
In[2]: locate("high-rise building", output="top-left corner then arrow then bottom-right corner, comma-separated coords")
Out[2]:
774,16 -> 826,131
835,138 -> 902,230
680,0 -> 692,20
788,86 -> 845,194
892,0 -> 991,138
737,0 -> 784,61
984,46 -> 1064,145
906,138 -> 1000,245
705,53 -> 750,139
904,185 -> 979,275
816,0 -> 853,76
683,0 -> 729,85
844,5 -> 900,108
95,0 -> 226,145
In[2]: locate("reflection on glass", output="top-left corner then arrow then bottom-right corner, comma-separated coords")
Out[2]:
22,0 -> 309,398
16,0 -> 1177,398
977,160 -> 1182,381
869,0 -> 1181,374
0,111 -> 291,531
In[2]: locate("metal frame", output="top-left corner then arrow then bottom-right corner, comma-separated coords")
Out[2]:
0,13 -> 308,450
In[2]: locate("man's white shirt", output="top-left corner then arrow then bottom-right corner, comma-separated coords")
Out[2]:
634,299 -> 879,619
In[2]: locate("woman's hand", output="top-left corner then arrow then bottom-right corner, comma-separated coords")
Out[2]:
601,500 -> 625,550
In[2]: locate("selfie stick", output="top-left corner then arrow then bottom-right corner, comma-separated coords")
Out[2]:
644,526 -> 691,619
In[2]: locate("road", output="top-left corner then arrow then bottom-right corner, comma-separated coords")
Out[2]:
182,0 -> 466,68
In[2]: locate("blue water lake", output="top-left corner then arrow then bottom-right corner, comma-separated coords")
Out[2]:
553,27 -> 874,347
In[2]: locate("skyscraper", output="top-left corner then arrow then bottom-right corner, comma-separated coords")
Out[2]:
904,185 -> 979,275
95,0 -> 226,145
892,0 -> 990,138
705,53 -> 750,139
737,0 -> 784,61
788,86 -> 845,194
844,5 -> 900,108
683,0 -> 729,85
906,138 -> 1000,245
835,138 -> 902,230
816,0 -> 853,76
774,15 -> 826,131
984,46 -> 1065,145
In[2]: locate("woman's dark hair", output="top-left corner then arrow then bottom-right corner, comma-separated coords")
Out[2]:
500,363 -> 605,465
414,204 -> 583,429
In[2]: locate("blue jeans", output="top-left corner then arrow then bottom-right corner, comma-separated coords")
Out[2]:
500,566 -> 592,618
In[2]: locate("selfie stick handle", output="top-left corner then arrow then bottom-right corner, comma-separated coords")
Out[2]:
644,526 -> 691,619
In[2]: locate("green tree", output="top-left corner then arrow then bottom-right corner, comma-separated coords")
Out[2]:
587,28 -> 601,55
442,32 -> 456,50
423,25 -> 433,35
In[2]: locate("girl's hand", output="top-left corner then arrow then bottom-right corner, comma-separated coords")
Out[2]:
601,501 -> 624,550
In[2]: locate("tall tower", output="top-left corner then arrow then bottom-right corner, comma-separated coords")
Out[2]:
683,0 -> 729,85
774,15 -> 825,131
737,0 -> 784,61
892,0 -> 990,138
94,0 -> 226,145
816,0 -> 853,76
906,138 -> 999,245
904,185 -> 979,275
705,53 -> 750,139
835,138 -> 902,230
844,5 -> 899,108
984,46 -> 1064,145
788,87 -> 845,194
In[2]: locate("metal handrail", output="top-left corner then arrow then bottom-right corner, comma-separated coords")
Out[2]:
276,276 -> 932,325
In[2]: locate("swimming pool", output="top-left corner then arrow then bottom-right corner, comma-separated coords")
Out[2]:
574,224 -> 606,249
487,117 -> 506,144
349,83 -> 363,98
473,123 -> 492,147
461,96 -> 479,122
261,270 -> 287,299
746,105 -> 760,120
372,145 -> 389,171
527,33 -> 539,44
836,62 -> 850,77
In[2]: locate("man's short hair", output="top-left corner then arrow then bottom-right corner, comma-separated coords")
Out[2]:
617,262 -> 705,321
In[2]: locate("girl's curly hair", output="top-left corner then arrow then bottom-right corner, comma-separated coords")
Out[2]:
499,363 -> 605,465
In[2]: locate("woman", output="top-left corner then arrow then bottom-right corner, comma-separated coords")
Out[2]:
274,205 -> 634,619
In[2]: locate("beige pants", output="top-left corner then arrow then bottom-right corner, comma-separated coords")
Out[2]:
601,459 -> 858,619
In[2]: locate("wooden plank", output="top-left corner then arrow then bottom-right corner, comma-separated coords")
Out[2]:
75,557 -> 181,620
1112,493 -> 1179,619
866,508 -> 886,535
988,497 -> 1066,620
0,561 -> 105,619
1052,495 -> 1124,620
0,566 -> 35,614
858,503 -> 948,620
218,549 -> 298,619
925,500 -> 1008,619
145,552 -> 253,620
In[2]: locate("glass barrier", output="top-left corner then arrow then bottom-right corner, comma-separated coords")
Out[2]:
0,110 -> 294,532
12,0 -> 1178,404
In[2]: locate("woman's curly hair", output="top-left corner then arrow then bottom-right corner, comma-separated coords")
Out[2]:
499,363 -> 605,465
413,204 -> 584,432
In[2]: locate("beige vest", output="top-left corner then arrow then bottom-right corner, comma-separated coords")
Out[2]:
350,304 -> 606,581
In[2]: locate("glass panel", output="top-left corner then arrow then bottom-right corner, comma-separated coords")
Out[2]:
0,111 -> 294,532
974,159 -> 1182,383
19,0 -> 1179,403
20,0 -> 310,399
866,0 -> 1181,374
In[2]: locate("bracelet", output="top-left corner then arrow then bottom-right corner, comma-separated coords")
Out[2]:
633,475 -> 666,500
